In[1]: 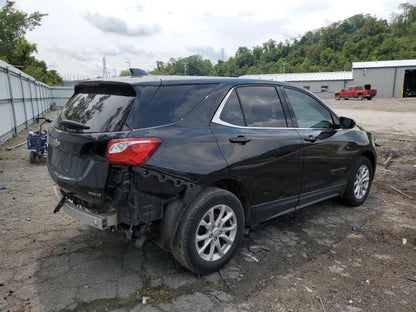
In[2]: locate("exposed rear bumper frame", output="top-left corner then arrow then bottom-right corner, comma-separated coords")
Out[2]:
53,187 -> 117,230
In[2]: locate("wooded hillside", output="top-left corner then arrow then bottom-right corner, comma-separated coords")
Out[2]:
152,3 -> 416,77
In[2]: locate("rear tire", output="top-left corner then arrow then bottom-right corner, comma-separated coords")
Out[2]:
366,96 -> 372,100
341,156 -> 373,206
172,187 -> 245,274
29,151 -> 37,163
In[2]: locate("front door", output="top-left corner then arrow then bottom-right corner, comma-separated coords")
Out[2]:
282,87 -> 353,207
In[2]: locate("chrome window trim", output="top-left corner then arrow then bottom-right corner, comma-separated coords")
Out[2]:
211,87 -> 336,131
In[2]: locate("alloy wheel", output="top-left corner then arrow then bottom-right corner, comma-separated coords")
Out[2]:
195,204 -> 237,262
353,165 -> 370,199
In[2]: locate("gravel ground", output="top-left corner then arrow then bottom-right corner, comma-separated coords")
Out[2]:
0,98 -> 415,312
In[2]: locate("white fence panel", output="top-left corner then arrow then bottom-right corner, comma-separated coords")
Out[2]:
0,102 -> 13,139
0,60 -> 74,144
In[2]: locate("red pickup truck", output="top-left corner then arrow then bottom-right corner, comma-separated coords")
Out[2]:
335,85 -> 377,100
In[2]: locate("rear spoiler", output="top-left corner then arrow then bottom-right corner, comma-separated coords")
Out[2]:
129,68 -> 149,77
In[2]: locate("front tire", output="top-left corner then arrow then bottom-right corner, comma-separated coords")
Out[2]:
341,156 -> 373,206
335,94 -> 340,100
172,187 -> 245,274
358,94 -> 363,101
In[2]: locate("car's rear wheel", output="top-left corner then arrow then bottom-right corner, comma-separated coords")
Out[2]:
341,156 -> 373,206
172,187 -> 245,274
367,96 -> 373,100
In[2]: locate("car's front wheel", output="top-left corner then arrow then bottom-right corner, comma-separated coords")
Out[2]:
172,187 -> 245,274
341,156 -> 373,206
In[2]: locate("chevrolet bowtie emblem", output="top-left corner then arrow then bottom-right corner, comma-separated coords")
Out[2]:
53,139 -> 61,147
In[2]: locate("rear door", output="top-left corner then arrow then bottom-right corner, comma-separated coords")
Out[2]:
210,85 -> 303,224
281,87 -> 352,207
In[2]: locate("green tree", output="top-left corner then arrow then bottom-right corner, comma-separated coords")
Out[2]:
0,1 -> 63,85
150,55 -> 213,76
119,69 -> 130,76
158,3 -> 416,77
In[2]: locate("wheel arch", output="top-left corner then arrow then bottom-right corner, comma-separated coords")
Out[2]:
209,178 -> 252,226
159,178 -> 252,251
361,150 -> 376,178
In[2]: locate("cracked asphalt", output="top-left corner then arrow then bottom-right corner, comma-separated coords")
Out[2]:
1,99 -> 415,311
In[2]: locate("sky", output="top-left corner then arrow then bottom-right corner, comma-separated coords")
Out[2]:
7,0 -> 409,80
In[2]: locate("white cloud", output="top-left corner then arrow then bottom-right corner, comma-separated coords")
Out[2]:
13,0 -> 406,78
118,44 -> 155,57
83,12 -> 161,37
50,45 -> 96,62
187,45 -> 221,62
97,47 -> 120,56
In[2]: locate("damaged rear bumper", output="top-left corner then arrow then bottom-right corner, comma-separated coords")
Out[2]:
53,187 -> 117,230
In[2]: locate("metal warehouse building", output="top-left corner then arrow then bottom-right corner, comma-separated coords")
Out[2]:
352,60 -> 416,98
243,72 -> 352,99
243,59 -> 416,98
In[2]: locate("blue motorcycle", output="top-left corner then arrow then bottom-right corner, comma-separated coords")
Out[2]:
27,117 -> 52,163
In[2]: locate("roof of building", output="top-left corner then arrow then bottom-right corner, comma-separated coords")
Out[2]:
241,71 -> 353,82
353,59 -> 416,69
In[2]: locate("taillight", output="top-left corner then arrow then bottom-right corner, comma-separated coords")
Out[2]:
106,138 -> 161,166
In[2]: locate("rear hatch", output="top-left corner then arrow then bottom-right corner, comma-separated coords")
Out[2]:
47,82 -> 139,204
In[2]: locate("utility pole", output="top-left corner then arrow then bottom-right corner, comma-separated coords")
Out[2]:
282,62 -> 286,74
113,69 -> 117,77
184,62 -> 187,76
220,48 -> 225,61
126,61 -> 131,68
102,57 -> 108,78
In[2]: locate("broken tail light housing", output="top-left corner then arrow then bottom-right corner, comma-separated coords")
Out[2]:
106,138 -> 162,166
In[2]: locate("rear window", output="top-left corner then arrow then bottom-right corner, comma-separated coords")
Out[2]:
128,84 -> 217,129
58,84 -> 135,133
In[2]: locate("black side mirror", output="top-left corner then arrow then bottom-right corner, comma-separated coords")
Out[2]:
339,116 -> 356,129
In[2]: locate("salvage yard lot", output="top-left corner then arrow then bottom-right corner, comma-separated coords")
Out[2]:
0,98 -> 415,312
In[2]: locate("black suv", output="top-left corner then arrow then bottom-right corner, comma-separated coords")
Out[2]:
47,74 -> 376,274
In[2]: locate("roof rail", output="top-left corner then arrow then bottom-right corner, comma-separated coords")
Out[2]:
129,68 -> 149,77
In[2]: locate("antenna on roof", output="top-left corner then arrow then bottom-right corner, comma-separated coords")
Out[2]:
129,68 -> 149,77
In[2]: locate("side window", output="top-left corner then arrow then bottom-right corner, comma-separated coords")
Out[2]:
236,86 -> 287,127
285,88 -> 333,129
219,90 -> 245,126
131,84 -> 217,128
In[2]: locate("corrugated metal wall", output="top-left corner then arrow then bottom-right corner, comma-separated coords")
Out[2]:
0,60 -> 74,144
352,68 -> 396,98
281,80 -> 348,99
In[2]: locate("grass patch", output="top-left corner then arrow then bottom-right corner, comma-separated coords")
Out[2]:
136,267 -> 151,288
63,277 -> 227,311
138,286 -> 176,305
